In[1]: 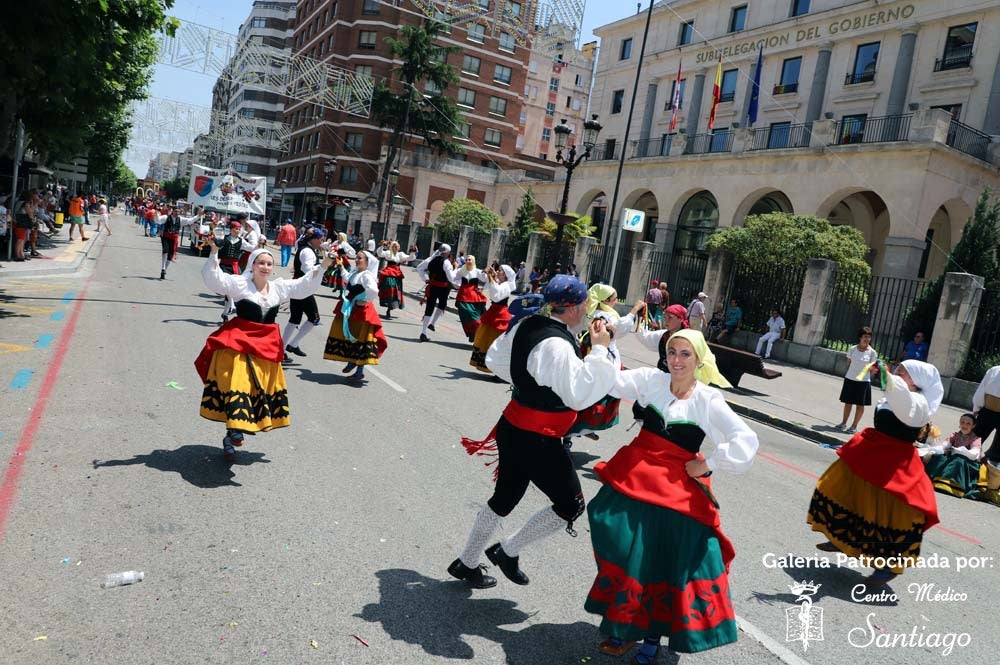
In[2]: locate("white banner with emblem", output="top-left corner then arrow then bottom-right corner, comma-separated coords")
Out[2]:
187,164 -> 267,216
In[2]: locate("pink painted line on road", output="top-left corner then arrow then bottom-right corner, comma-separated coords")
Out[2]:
0,282 -> 91,543
756,451 -> 982,546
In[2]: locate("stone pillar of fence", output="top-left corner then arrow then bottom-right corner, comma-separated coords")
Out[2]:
808,119 -> 837,147
928,272 -> 985,378
731,127 -> 753,154
792,259 -> 838,350
669,132 -> 687,157
626,241 -> 657,304
908,108 -> 952,144
701,251 -> 734,318
523,231 -> 546,292
488,228 -> 508,264
574,236 -> 597,283
458,225 -> 474,254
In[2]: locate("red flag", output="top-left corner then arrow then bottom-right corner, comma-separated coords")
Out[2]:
669,59 -> 683,132
708,62 -> 722,130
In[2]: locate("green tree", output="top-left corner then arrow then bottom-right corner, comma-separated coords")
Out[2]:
507,189 -> 540,256
371,19 -> 464,212
109,160 -> 137,195
902,189 -> 1000,379
706,213 -> 872,284
540,213 -> 596,246
161,176 -> 190,200
436,198 -> 502,236
0,1 -> 176,163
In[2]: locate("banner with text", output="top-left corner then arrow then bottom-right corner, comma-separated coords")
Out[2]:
187,165 -> 267,216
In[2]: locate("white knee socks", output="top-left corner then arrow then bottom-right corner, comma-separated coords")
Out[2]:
421,315 -> 432,335
161,254 -> 169,271
282,322 -> 298,343
430,307 -> 444,325
459,506 -> 502,568
502,507 -> 565,557
289,321 -> 315,348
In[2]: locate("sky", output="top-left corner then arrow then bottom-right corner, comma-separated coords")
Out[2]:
136,0 -> 633,174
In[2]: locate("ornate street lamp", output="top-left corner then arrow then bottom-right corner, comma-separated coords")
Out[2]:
549,114 -> 602,272
321,158 -> 337,229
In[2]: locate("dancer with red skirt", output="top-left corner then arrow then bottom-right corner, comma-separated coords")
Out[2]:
470,264 -> 516,373
586,330 -> 757,662
376,240 -> 416,319
455,256 -> 488,342
323,250 -> 387,383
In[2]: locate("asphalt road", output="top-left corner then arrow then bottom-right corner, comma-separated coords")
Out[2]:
1,219 -> 997,665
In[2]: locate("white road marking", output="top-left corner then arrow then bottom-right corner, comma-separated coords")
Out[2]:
367,366 -> 407,393
736,614 -> 815,665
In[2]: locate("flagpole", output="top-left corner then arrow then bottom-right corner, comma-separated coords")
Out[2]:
605,0 -> 655,288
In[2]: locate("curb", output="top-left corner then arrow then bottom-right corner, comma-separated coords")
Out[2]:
0,234 -> 98,278
724,397 -> 846,448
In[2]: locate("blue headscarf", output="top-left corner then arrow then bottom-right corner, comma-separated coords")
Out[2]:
507,294 -> 546,329
543,274 -> 588,306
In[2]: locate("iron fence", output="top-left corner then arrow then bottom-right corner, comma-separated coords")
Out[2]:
587,145 -> 620,161
835,113 -> 911,145
437,225 -> 459,252
946,119 -> 990,162
369,221 -> 386,244
748,123 -> 811,151
466,229 -> 491,265
540,238 -> 575,274
685,131 -> 733,155
665,251 -> 709,307
495,234 -> 527,268
965,286 -> 1000,374
631,135 -> 673,159
415,225 -> 434,258
822,271 -> 927,362
587,241 -> 632,295
725,262 -> 807,337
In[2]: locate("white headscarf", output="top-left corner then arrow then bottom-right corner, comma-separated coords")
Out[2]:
241,248 -> 274,278
438,243 -> 451,254
500,264 -> 517,284
901,360 -> 944,417
354,250 -> 379,280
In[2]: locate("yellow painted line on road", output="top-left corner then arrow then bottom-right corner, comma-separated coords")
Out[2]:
0,342 -> 34,355
3,280 -> 70,291
0,303 -> 55,315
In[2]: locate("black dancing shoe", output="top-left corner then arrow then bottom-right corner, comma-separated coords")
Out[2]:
428,324 -> 436,332
286,344 -> 306,357
447,559 -> 497,589
160,270 -> 166,280
419,333 -> 429,342
485,543 -> 529,585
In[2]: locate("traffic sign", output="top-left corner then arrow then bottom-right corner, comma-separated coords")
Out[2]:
622,208 -> 645,233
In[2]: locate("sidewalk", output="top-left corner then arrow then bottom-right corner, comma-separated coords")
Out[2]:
615,336 -> 970,447
0,222 -> 101,278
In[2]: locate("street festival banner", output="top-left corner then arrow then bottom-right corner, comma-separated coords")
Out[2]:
187,164 -> 267,216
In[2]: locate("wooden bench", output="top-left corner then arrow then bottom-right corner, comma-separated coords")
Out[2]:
708,342 -> 782,388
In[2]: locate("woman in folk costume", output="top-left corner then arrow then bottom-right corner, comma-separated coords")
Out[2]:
323,250 -> 387,382
808,359 -> 943,584
586,330 -> 758,661
454,255 -> 489,342
470,263 -> 517,373
635,303 -> 691,373
565,283 -> 644,441
376,240 -> 416,319
196,245 -> 332,461
322,232 -> 355,296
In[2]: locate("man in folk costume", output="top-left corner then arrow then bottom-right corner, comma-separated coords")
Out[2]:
449,275 -> 619,589
416,243 -> 458,342
282,227 -> 328,359
237,215 -> 261,272
158,208 -> 202,280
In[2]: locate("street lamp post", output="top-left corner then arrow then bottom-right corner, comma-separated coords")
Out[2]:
549,115 -> 602,273
321,158 -> 337,233
278,178 -> 288,227
378,167 -> 400,241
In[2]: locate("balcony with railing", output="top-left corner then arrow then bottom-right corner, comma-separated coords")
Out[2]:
718,92 -> 736,103
835,114 -> 911,145
946,119 -> 990,161
587,145 -> 620,161
772,82 -> 798,95
844,70 -> 876,85
934,46 -> 973,71
748,123 -> 811,151
685,131 -> 733,155
631,135 -> 674,159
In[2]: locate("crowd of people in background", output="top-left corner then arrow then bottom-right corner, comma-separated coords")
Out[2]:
0,187 -> 113,263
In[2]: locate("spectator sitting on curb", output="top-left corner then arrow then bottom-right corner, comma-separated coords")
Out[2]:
715,298 -> 743,345
754,309 -> 787,359
706,306 -> 725,341
897,331 -> 929,364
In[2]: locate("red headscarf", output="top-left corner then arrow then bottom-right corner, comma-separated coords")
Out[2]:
665,304 -> 690,328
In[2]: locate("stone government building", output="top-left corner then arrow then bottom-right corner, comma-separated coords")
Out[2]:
495,0 -> 1000,292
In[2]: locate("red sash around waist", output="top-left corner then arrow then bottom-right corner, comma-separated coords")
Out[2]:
837,428 -> 940,530
219,258 -> 240,272
194,317 -> 284,382
594,428 -> 735,567
461,401 -> 578,479
427,279 -> 451,289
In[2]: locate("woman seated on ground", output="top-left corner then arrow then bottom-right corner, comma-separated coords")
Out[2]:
922,413 -> 982,498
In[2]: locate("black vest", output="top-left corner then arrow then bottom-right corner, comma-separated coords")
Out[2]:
873,404 -> 923,442
461,275 -> 482,287
161,215 -> 181,235
634,404 -> 707,453
428,255 -> 449,284
292,243 -> 312,279
657,333 -> 670,373
235,300 -> 279,324
218,235 -> 243,260
510,316 -> 580,412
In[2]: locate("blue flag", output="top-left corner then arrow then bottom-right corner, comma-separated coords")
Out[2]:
747,46 -> 763,126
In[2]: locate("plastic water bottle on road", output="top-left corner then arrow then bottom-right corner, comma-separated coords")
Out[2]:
101,571 -> 144,588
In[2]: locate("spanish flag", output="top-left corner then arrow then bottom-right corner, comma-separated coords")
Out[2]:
707,61 -> 722,130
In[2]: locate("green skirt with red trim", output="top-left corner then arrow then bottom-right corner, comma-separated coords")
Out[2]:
584,485 -> 737,652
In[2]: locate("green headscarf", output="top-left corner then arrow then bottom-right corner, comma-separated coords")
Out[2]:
586,283 -> 617,316
667,329 -> 732,388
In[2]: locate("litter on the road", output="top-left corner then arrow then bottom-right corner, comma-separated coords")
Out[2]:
101,570 -> 144,588
33,636 -> 47,641
350,634 -> 369,647
165,381 -> 185,390
310,639 -> 319,649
